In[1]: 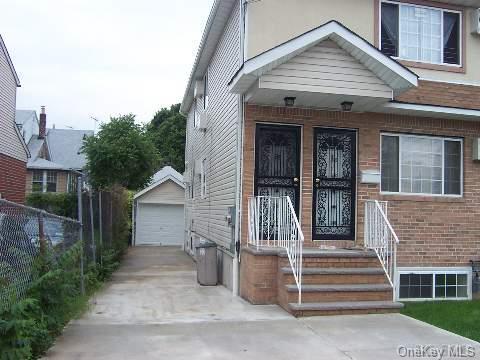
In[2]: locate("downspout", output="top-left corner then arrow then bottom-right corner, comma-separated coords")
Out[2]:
232,0 -> 247,297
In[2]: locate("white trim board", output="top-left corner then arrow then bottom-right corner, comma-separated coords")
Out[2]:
0,34 -> 20,87
134,168 -> 185,200
383,102 -> 480,120
229,21 -> 418,96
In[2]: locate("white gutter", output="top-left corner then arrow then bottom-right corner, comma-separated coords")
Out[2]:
383,102 -> 480,120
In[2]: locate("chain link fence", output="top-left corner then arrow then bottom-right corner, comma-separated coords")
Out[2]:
81,186 -> 131,264
0,185 -> 131,312
0,199 -> 82,311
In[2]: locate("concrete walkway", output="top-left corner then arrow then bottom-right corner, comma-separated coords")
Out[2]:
46,247 -> 480,359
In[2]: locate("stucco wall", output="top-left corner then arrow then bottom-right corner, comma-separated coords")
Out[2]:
245,0 -> 480,84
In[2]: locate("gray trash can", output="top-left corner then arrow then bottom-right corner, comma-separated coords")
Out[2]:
196,240 -> 217,286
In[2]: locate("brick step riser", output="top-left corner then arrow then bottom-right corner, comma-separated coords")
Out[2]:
290,308 -> 400,317
282,273 -> 388,285
286,290 -> 393,303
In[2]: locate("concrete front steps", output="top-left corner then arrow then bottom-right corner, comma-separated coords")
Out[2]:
278,250 -> 403,317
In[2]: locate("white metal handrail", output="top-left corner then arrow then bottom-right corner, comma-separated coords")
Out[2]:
364,200 -> 399,300
248,196 -> 304,304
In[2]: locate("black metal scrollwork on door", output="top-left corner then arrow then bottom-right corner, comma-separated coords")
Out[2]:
313,129 -> 356,240
255,125 -> 301,214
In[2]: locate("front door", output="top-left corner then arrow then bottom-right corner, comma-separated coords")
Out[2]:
313,128 -> 356,240
254,124 -> 301,216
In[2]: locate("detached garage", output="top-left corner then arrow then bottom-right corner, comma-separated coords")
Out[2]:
132,166 -> 185,246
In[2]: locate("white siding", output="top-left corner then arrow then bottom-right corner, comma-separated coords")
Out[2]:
259,40 -> 392,99
137,180 -> 185,205
184,2 -> 241,250
0,43 -> 26,162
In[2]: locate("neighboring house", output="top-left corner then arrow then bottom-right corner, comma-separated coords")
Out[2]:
182,0 -> 480,315
26,106 -> 93,194
15,110 -> 39,145
0,34 -> 29,204
132,166 -> 185,246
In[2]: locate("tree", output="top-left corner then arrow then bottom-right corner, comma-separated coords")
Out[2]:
146,104 -> 186,173
82,114 -> 160,190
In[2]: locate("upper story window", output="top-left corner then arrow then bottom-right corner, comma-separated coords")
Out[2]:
380,1 -> 461,66
381,133 -> 462,196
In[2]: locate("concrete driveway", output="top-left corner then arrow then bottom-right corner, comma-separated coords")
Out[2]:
46,247 -> 480,359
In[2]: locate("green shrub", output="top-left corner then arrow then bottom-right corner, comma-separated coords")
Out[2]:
0,241 -> 121,359
0,298 -> 43,360
26,193 -> 77,219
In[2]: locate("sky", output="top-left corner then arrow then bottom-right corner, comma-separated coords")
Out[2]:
0,0 -> 213,130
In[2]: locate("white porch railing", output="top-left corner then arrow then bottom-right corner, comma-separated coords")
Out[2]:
248,196 -> 304,304
364,200 -> 399,300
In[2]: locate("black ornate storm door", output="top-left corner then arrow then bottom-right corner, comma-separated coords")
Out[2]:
254,124 -> 301,216
313,128 -> 356,240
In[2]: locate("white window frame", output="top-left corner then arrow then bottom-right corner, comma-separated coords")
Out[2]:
200,159 -> 207,198
32,170 -> 58,193
46,171 -> 57,193
32,170 -> 44,192
193,101 -> 200,129
203,71 -> 209,110
396,267 -> 472,301
379,0 -> 463,67
380,133 -> 463,197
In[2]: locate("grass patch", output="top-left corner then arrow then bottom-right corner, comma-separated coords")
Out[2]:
401,300 -> 480,342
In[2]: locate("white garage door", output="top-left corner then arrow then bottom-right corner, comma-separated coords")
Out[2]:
136,203 -> 184,246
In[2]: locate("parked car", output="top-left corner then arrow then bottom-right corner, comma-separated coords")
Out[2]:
0,212 -> 39,266
23,217 -> 64,247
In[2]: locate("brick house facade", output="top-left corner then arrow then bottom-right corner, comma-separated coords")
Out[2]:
182,0 -> 480,314
0,154 -> 27,204
241,104 -> 480,267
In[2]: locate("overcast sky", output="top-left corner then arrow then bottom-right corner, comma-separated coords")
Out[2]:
1,0 -> 213,130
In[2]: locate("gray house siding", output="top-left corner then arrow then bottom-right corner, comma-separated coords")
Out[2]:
185,2 -> 241,253
0,40 -> 26,162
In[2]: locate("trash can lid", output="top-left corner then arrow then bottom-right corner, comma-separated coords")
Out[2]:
195,239 -> 217,248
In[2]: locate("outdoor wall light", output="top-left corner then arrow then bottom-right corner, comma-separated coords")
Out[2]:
284,97 -> 296,107
341,101 -> 354,112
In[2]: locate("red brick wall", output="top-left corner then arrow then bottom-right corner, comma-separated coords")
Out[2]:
240,249 -> 278,304
0,153 -> 27,204
242,104 -> 480,267
396,80 -> 480,110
